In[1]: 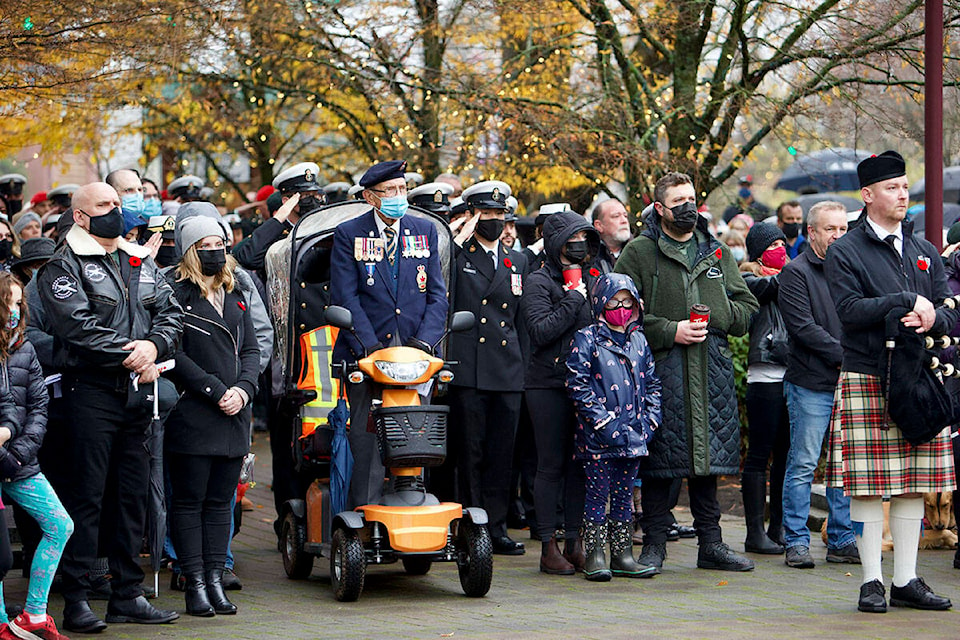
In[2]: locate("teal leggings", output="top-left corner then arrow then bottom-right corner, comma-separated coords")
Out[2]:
0,473 -> 73,619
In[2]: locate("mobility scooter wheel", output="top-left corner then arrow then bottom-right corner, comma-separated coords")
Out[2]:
280,511 -> 314,579
401,556 -> 432,575
331,527 -> 366,601
457,520 -> 493,597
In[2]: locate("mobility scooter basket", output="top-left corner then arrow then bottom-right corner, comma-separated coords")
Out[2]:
373,405 -> 448,467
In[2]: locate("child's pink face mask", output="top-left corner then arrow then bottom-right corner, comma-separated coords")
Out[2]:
604,307 -> 632,327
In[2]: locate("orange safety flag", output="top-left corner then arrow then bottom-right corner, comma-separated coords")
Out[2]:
297,325 -> 340,436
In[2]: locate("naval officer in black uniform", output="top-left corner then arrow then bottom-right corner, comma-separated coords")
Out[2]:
448,180 -> 527,555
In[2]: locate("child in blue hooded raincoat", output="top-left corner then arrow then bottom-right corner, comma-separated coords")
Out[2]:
566,272 -> 661,581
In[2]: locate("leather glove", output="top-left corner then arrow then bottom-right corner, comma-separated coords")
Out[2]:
405,337 -> 434,354
0,450 -> 21,481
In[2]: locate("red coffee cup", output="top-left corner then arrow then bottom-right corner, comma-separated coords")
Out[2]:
690,303 -> 710,324
562,266 -> 583,290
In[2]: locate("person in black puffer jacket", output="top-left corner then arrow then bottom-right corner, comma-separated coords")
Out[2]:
739,223 -> 791,555
0,271 -> 74,639
165,216 -> 258,618
521,209 -> 601,575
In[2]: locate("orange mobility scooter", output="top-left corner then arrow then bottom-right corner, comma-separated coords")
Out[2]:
267,200 -> 493,602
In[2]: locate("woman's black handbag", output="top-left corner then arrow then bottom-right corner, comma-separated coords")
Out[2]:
880,311 -> 960,446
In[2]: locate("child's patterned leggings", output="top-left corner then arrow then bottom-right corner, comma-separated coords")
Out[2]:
583,457 -> 641,523
0,473 -> 73,619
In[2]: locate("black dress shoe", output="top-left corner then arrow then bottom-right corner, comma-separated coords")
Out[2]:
63,600 -> 108,633
890,577 -> 952,610
492,535 -> 526,556
674,524 -> 696,538
697,542 -> 755,571
104,595 -> 179,624
858,579 -> 887,613
221,568 -> 243,591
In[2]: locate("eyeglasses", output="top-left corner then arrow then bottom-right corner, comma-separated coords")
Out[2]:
370,186 -> 408,198
604,299 -> 635,311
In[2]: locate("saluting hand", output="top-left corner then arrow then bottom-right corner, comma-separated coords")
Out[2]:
144,231 -> 163,261
274,192 -> 300,223
454,212 -> 480,247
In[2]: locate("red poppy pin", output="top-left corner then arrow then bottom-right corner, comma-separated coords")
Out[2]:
589,267 -> 600,277
504,258 -> 512,269
917,256 -> 931,271
128,256 -> 142,267
715,248 -> 723,260
238,301 -> 247,311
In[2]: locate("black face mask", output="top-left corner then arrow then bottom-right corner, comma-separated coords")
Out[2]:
197,248 -> 227,276
668,202 -> 699,233
781,222 -> 801,239
297,194 -> 325,217
154,245 -> 177,268
0,240 -> 11,262
562,239 -> 589,264
475,218 -> 505,242
84,207 -> 124,239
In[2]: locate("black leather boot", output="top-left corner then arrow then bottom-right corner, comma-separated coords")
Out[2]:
742,471 -> 784,554
767,463 -> 786,546
205,570 -> 237,615
582,520 -> 611,582
184,573 -> 215,617
609,520 -> 657,578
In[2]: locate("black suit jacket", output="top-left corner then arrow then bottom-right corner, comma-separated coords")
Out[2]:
448,238 -> 527,392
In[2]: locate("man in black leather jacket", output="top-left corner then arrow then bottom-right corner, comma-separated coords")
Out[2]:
37,182 -> 183,633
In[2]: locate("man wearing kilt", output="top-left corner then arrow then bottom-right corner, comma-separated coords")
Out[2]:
824,150 -> 957,613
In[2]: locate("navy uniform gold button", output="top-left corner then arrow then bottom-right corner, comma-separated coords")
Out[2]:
395,308 -> 401,315
481,299 -> 487,305
501,340 -> 507,346
480,318 -> 486,324
502,303 -> 508,309
479,337 -> 486,343
386,333 -> 392,340
301,303 -> 307,309
300,282 -> 306,289
500,321 -> 505,327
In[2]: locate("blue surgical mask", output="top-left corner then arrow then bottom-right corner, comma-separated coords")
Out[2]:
378,195 -> 408,220
143,197 -> 162,218
731,246 -> 746,262
121,192 -> 145,216
7,308 -> 19,330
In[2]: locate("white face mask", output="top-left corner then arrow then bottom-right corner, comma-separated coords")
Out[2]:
731,246 -> 746,262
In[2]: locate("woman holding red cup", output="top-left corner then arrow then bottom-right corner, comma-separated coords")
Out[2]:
521,209 -> 601,575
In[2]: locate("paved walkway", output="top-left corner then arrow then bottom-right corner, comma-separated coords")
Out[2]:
5,433 -> 958,639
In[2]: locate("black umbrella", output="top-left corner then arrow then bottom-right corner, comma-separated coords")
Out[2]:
776,148 -> 874,193
136,363 -> 179,597
908,166 -> 960,203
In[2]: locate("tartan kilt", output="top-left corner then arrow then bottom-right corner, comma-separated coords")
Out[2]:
826,371 -> 956,496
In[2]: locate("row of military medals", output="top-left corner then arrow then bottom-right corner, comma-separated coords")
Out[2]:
355,235 -> 431,287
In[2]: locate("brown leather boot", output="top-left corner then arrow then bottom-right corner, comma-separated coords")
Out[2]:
563,536 -> 586,572
539,536 -> 575,575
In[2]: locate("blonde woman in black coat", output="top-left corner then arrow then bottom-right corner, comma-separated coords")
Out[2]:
165,216 -> 258,617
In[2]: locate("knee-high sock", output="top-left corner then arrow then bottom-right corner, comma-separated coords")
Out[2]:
889,495 -> 924,588
850,497 -> 884,585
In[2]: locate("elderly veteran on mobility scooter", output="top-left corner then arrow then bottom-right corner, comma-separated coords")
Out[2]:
329,160 -> 448,509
